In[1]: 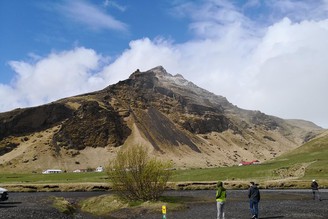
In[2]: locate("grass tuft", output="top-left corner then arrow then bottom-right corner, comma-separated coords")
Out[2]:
51,196 -> 76,215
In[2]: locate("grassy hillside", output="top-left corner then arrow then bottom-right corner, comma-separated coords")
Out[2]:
272,130 -> 328,180
172,131 -> 328,182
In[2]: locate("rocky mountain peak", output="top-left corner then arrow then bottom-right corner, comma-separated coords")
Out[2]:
147,65 -> 169,75
147,66 -> 189,86
129,66 -> 169,79
129,66 -> 189,87
127,66 -> 229,109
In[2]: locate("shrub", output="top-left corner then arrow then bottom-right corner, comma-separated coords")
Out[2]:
107,145 -> 173,201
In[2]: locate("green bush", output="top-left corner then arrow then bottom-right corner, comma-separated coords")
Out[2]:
107,145 -> 173,201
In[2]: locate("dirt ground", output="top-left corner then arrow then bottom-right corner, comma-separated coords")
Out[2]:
0,189 -> 327,219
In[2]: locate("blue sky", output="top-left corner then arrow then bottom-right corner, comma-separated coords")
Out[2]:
1,0 -> 328,128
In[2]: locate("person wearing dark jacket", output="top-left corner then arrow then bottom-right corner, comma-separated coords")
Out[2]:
311,179 -> 322,201
216,181 -> 227,219
248,182 -> 260,219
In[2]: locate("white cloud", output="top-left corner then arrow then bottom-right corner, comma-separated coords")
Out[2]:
242,18 -> 328,125
99,38 -> 181,82
58,0 -> 128,32
2,48 -> 108,109
267,0 -> 328,21
103,0 -> 127,12
2,0 -> 328,128
0,85 -> 20,110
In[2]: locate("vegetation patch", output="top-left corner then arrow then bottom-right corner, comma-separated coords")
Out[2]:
79,194 -> 192,217
51,196 -> 76,215
79,194 -> 128,216
107,144 -> 173,201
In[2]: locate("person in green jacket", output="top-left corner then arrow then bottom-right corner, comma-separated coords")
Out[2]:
216,181 -> 227,219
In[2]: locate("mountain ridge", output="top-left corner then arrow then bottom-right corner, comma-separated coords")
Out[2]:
0,66 -> 324,172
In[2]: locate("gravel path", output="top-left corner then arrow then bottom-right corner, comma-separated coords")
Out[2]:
0,191 -> 105,219
0,190 -> 327,218
137,189 -> 328,219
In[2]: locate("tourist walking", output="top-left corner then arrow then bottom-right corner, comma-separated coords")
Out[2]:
216,181 -> 226,219
248,182 -> 260,219
311,179 -> 322,201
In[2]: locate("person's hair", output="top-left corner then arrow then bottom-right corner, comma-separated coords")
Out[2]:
250,182 -> 255,185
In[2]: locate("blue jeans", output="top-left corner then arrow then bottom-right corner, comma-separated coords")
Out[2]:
312,190 -> 321,200
249,200 -> 259,217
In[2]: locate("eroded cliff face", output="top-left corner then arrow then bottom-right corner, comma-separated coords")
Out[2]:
53,101 -> 131,150
0,66 -> 323,172
0,103 -> 74,140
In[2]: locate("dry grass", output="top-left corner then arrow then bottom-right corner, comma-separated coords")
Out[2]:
1,183 -> 110,192
79,194 -> 129,216
51,196 -> 76,214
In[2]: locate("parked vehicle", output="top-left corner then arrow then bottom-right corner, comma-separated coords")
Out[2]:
0,187 -> 8,201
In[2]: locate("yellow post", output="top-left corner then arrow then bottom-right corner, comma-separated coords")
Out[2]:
162,205 -> 167,219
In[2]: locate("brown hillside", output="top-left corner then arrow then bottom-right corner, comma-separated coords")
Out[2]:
0,66 -> 324,172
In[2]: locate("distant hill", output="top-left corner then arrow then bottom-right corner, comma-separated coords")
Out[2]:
0,66 -> 324,172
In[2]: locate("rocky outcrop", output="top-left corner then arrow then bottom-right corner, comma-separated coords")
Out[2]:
53,101 -> 131,150
0,103 -> 74,141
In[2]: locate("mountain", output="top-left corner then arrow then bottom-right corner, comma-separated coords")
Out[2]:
0,66 -> 324,172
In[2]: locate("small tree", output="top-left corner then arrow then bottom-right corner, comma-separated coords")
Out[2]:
107,145 -> 173,201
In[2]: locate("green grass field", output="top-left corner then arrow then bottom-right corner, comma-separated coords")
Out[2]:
0,172 -> 108,184
1,132 -> 327,186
